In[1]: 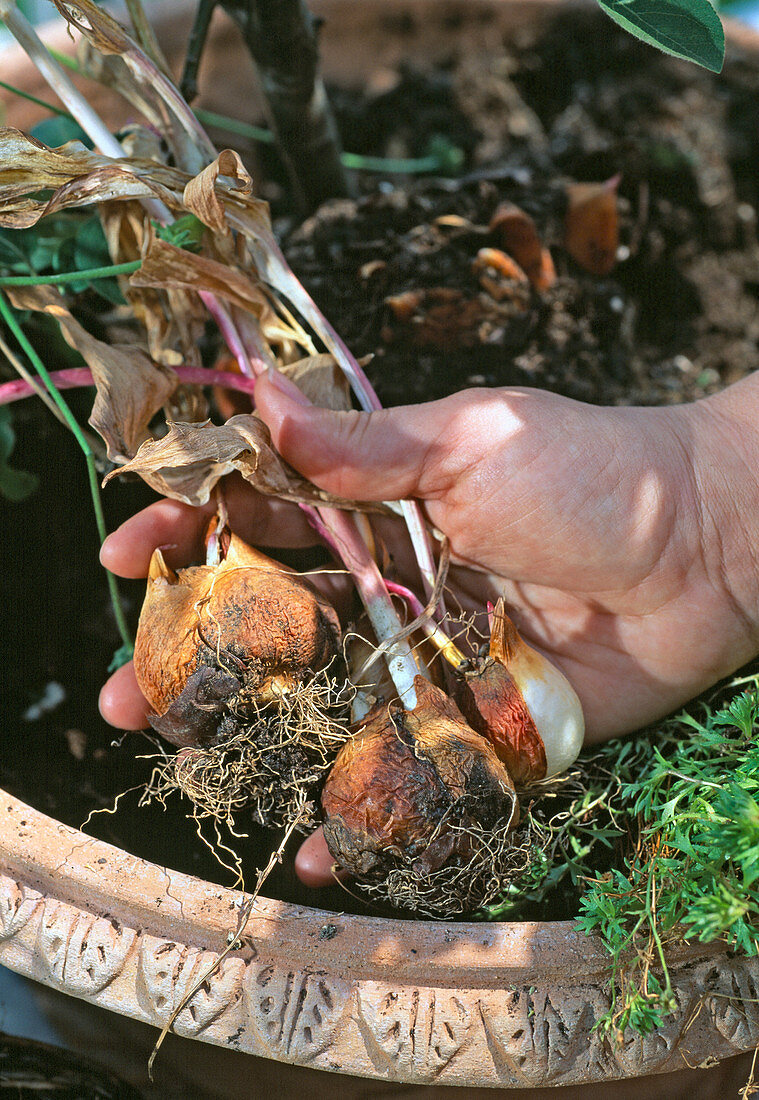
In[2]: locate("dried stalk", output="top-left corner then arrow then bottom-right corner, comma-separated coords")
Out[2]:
147,808 -> 305,1079
123,0 -> 171,75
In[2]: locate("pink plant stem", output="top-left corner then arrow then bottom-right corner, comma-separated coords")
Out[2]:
386,579 -> 466,668
0,366 -> 258,406
199,292 -> 265,378
310,504 -> 419,706
191,293 -> 417,697
204,297 -> 421,698
386,578 -> 445,649
251,238 -> 442,612
385,579 -> 425,617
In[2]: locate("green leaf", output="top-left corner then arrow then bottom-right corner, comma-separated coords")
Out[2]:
30,115 -> 93,149
108,643 -> 134,673
155,214 -> 205,254
73,219 -> 126,302
596,0 -> 725,72
0,462 -> 37,503
1,405 -> 19,463
74,217 -> 112,273
0,408 -> 38,503
90,277 -> 127,306
0,231 -> 33,273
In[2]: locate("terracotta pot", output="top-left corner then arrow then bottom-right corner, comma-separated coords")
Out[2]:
2,1 -> 759,1089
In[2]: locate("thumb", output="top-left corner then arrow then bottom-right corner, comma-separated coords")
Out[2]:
255,368 -> 457,502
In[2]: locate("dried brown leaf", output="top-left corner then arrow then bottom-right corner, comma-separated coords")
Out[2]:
280,355 -> 352,411
133,236 -> 266,316
182,149 -> 253,234
564,177 -> 620,276
487,201 -> 556,291
97,203 -> 206,370
51,0 -> 133,57
0,128 -> 184,228
132,235 -> 308,354
8,286 -> 177,462
104,414 -> 374,510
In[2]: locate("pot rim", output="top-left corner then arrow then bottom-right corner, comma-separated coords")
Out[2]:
0,788 -> 726,984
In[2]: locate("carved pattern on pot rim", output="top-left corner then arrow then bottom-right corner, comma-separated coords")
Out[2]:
0,877 -> 42,941
704,957 -> 759,1052
1,867 -> 759,1085
138,935 -> 246,1035
36,898 -> 137,996
354,983 -> 472,1081
479,985 -> 612,1086
243,964 -> 351,1060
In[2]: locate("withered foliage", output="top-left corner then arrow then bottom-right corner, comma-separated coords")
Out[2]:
0,10 -> 363,506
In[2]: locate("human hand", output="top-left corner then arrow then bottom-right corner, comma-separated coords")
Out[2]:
255,371 -> 759,741
99,373 -> 759,885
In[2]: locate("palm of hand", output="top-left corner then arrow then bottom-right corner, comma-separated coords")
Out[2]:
348,388 -> 738,741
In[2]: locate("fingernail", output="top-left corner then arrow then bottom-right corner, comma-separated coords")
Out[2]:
98,534 -> 113,566
264,366 -> 311,406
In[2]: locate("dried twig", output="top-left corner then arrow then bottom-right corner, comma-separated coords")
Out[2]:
147,810 -> 305,1079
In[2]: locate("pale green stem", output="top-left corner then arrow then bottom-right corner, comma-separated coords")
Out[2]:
0,261 -> 142,287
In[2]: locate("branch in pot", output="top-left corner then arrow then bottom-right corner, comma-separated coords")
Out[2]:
218,0 -> 353,211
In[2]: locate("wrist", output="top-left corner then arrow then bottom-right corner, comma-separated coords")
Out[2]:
672,376 -> 759,648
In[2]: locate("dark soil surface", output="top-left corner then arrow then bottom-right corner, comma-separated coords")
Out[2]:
289,8 -> 759,408
2,7 -> 758,916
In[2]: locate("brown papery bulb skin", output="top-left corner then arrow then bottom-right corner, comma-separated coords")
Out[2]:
134,532 -> 341,745
456,659 -> 546,785
453,599 -> 584,784
321,677 -> 517,879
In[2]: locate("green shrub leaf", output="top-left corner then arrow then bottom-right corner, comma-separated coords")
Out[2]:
0,408 -> 38,503
596,0 -> 725,72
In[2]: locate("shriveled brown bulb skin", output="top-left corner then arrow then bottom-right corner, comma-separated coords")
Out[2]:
454,598 -> 584,783
134,532 -> 341,743
322,677 -> 517,879
455,659 -> 547,785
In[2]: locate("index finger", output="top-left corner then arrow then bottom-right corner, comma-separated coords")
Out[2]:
100,498 -> 214,579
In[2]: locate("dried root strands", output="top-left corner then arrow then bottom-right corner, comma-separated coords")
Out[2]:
454,599 -> 584,784
321,677 -> 521,917
134,530 -> 343,747
145,667 -> 354,831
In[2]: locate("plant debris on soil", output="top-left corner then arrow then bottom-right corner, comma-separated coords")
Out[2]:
2,6 -> 759,919
286,8 -> 759,409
